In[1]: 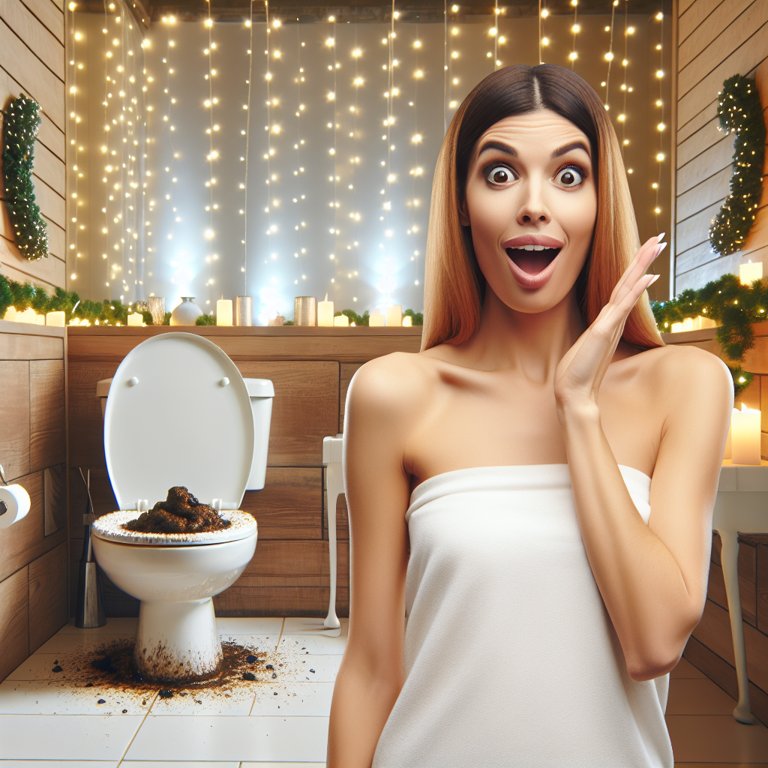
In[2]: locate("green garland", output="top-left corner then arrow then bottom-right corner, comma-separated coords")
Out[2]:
709,74 -> 766,256
651,272 -> 762,395
1,96 -> 49,260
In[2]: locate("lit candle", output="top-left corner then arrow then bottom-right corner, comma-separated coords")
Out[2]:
318,294 -> 334,327
670,321 -> 683,333
386,304 -> 402,326
731,404 -> 761,465
3,306 -> 18,322
216,299 -> 233,326
33,312 -> 45,325
46,311 -> 66,327
127,312 -> 143,326
682,317 -> 693,332
369,310 -> 385,327
333,314 -> 349,327
402,315 -> 413,327
739,261 -> 763,286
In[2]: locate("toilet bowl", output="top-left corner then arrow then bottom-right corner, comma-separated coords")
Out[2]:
91,332 -> 274,683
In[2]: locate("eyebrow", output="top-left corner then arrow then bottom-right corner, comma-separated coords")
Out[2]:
477,139 -> 591,159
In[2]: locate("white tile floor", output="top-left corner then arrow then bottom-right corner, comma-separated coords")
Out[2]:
0,617 -> 766,767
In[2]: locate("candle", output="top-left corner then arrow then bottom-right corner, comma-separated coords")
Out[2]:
333,314 -> 349,327
386,304 -> 402,327
739,261 -> 763,286
33,312 -> 45,325
402,315 -> 413,327
216,299 -> 233,326
318,294 -> 335,327
127,312 -> 143,326
46,311 -> 66,327
731,404 -> 761,465
3,307 -> 18,322
670,321 -> 683,333
369,310 -> 385,327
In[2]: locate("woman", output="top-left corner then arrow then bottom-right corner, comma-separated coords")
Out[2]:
327,64 -> 732,768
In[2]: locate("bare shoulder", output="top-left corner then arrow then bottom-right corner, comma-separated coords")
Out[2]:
630,344 -> 733,413
347,351 -> 435,423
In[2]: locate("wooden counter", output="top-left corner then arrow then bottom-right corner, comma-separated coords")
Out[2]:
67,326 -> 421,617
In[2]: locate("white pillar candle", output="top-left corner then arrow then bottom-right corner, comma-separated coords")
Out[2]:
731,404 -> 762,465
402,315 -> 413,327
216,299 -> 233,326
385,304 -> 402,327
739,261 -> 763,286
127,312 -> 143,326
369,310 -> 385,327
46,311 -> 66,327
318,295 -> 335,327
3,307 -> 18,322
333,314 -> 349,327
33,312 -> 45,325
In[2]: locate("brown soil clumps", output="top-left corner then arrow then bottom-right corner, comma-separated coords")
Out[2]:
123,486 -> 231,534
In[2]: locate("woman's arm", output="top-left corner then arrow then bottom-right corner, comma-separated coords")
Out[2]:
326,354 -> 416,768
559,346 -> 732,681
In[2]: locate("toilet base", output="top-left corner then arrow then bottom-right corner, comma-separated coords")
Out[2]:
135,598 -> 222,683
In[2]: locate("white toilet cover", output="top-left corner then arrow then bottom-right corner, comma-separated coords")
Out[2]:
104,332 -> 254,511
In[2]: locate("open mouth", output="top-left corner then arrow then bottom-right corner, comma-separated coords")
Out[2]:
505,245 -> 561,275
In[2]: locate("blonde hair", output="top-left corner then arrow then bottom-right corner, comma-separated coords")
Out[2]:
421,64 -> 663,352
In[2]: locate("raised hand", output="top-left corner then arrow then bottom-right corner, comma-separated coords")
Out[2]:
553,234 -> 666,415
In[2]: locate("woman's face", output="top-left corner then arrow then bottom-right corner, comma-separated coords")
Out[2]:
462,108 -> 597,314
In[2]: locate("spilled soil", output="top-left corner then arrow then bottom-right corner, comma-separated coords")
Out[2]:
48,638 -> 299,708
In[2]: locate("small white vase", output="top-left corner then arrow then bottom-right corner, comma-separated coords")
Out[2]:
170,297 -> 203,326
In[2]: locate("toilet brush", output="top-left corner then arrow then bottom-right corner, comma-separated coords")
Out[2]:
75,468 -> 106,628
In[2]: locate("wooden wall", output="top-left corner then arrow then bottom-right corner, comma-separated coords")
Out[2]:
675,0 -> 768,292
0,0 -> 68,684
0,321 -> 67,683
0,0 -> 66,291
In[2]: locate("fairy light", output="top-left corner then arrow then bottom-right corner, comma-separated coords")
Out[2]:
326,14 -> 340,280
653,7 -> 666,224
66,2 -> 83,284
602,0 -> 618,111
240,1 -> 255,294
618,0 -> 631,170
201,0 -> 219,305
539,1 -> 550,64
568,0 -> 579,66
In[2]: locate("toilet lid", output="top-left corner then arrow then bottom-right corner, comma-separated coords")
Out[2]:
104,332 -> 254,511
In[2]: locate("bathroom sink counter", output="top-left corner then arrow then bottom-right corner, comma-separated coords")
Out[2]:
67,325 -> 422,364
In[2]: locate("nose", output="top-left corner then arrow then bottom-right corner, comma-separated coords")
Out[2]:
516,180 -> 550,225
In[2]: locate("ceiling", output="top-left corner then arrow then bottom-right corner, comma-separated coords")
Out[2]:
97,0 -> 672,27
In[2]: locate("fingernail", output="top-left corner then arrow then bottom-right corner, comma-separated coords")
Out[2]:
657,232 -> 666,242
647,273 -> 661,286
656,241 -> 668,257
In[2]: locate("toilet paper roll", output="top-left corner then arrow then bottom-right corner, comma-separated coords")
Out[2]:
0,484 -> 31,529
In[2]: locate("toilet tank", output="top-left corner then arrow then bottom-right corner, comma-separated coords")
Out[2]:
96,376 -> 274,492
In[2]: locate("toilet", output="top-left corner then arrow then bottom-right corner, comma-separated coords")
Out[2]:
91,332 -> 274,683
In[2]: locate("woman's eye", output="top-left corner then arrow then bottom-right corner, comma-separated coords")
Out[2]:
486,165 -> 514,186
555,165 -> 585,187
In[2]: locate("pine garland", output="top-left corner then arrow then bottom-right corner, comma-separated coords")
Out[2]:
1,96 -> 49,261
708,74 -> 766,256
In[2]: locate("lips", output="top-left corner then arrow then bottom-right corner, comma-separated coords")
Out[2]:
502,235 -> 564,289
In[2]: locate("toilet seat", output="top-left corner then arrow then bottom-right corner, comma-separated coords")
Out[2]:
103,333 -> 254,521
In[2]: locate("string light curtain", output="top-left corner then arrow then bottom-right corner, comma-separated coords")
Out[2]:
66,4 -> 671,318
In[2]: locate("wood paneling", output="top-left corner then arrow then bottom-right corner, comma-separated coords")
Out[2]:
0,567 -> 29,681
30,359 -> 65,470
28,542 -> 68,652
0,360 -> 31,480
0,324 -> 64,360
241,466 -> 323,540
21,0 -> 65,44
1,0 -> 65,78
678,0 -> 754,70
